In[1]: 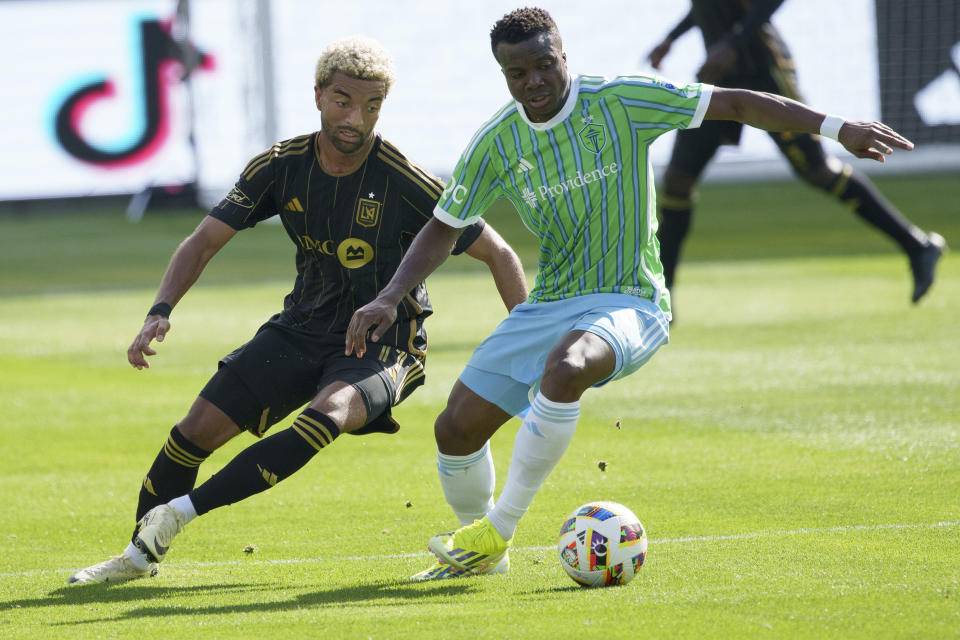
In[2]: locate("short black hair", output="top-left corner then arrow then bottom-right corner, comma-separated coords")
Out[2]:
490,7 -> 560,54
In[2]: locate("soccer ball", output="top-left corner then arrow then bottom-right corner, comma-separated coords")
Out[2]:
557,501 -> 647,587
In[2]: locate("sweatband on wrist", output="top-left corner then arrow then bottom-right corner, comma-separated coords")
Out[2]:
147,302 -> 172,318
819,114 -> 845,141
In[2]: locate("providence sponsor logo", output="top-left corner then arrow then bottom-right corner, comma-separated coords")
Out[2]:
536,162 -> 620,198
519,162 -> 621,207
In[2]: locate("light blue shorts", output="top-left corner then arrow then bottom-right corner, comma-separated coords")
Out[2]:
459,293 -> 669,417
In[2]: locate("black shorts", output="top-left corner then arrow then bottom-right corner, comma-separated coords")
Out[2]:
198,323 -> 425,437
669,51 -> 828,180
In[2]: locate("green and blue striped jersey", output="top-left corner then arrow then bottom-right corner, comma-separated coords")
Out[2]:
434,74 -> 713,316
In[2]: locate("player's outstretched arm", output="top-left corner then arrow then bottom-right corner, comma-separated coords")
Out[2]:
646,10 -> 695,70
705,87 -> 914,162
345,218 -> 461,357
463,223 -> 528,311
128,216 -> 236,370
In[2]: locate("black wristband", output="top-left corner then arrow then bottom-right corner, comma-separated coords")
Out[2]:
147,302 -> 172,318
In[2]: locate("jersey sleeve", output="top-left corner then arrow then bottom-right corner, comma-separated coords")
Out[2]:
433,135 -> 504,228
208,149 -> 280,229
616,75 -> 714,134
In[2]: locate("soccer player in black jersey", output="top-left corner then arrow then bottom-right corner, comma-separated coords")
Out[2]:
647,0 -> 945,310
68,36 -> 528,584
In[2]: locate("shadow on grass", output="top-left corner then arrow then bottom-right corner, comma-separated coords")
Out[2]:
46,579 -> 475,625
531,584 -> 592,593
2,582 -> 268,611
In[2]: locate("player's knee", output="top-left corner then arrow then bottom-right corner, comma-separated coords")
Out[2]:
796,167 -> 832,190
796,156 -> 843,190
433,405 -> 488,455
434,408 -> 479,451
541,354 -> 594,401
177,397 -> 241,451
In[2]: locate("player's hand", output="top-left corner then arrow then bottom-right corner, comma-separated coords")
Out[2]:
697,41 -> 736,82
646,39 -> 673,70
837,121 -> 914,162
128,315 -> 171,370
345,297 -> 398,357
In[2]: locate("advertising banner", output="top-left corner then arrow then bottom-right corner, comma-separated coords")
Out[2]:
0,0 -> 955,204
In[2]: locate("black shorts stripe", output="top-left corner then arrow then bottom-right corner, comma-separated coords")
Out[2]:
397,367 -> 426,401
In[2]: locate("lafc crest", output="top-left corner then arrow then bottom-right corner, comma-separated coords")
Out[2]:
355,197 -> 381,228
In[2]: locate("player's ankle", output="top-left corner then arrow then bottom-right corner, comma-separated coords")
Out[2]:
124,541 -> 152,570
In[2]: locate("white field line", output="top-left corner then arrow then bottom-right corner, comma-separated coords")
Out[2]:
2,520 -> 956,579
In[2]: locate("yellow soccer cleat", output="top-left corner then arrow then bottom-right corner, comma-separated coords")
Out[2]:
427,516 -> 511,573
410,552 -> 510,582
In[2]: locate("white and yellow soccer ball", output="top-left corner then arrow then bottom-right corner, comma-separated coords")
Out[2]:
557,501 -> 647,587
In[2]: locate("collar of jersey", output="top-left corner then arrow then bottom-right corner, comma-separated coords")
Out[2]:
514,74 -> 581,131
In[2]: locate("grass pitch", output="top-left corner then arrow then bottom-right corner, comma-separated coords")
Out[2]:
0,174 -> 957,638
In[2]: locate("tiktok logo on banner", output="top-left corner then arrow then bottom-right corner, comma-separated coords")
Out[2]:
914,42 -> 960,126
49,15 -> 213,168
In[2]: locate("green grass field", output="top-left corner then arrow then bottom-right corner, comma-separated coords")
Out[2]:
0,174 -> 957,638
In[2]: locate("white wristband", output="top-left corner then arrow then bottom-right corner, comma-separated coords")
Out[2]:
819,114 -> 845,141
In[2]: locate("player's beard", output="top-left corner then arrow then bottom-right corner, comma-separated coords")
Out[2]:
320,112 -> 371,155
326,127 -> 370,154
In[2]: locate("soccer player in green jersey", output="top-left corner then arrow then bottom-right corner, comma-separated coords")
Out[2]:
646,0 -> 945,310
68,36 -> 528,585
345,7 -> 914,580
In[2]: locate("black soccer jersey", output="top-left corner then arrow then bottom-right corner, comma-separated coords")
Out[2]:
209,132 -> 483,356
675,0 -> 791,78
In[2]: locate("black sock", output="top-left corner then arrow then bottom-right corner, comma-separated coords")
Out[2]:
834,171 -> 926,254
657,199 -> 694,290
136,426 -> 210,522
188,408 -> 341,516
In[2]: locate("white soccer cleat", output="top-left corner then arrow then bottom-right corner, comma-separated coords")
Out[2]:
68,555 -> 159,585
133,504 -> 186,564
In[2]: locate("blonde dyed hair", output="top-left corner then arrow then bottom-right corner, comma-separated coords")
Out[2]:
314,36 -> 396,94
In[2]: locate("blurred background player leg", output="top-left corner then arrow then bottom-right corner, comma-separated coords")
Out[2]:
771,130 -> 946,302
